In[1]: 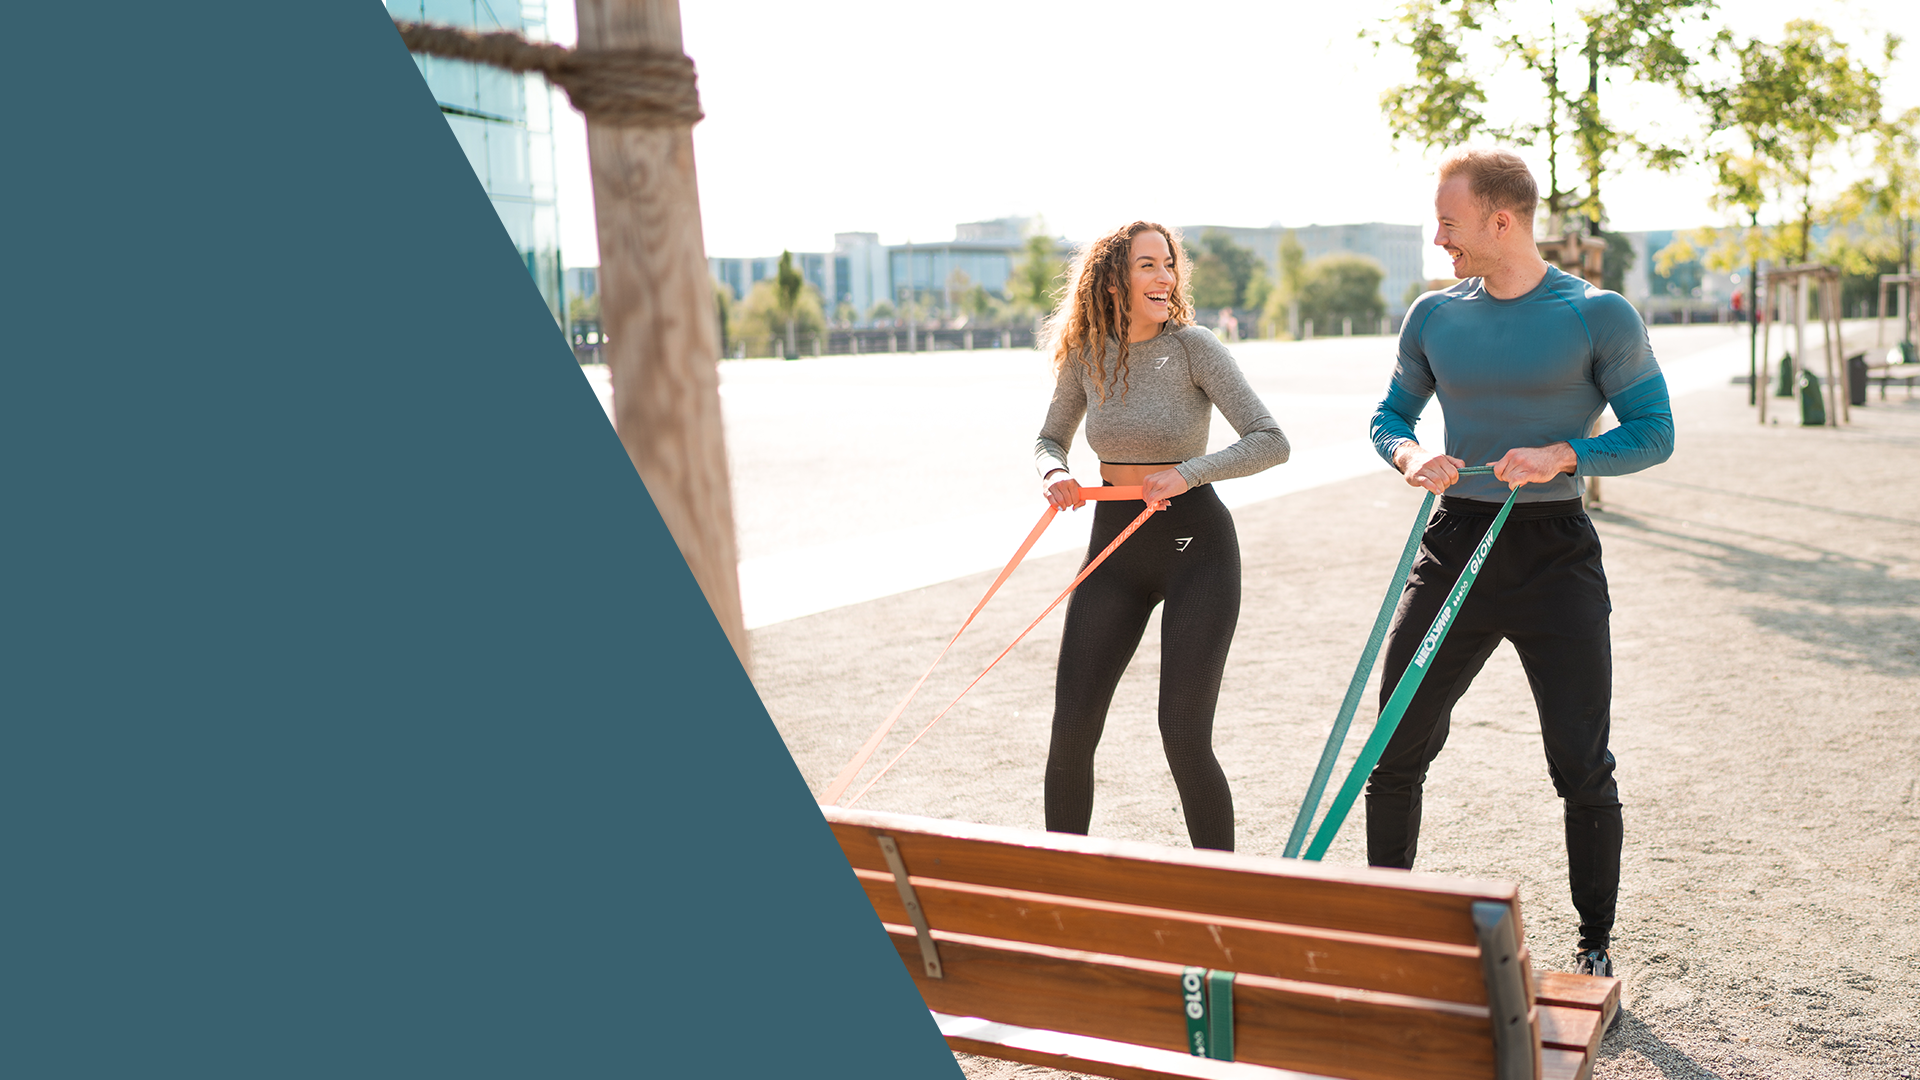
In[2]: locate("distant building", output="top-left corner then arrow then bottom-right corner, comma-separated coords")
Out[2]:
1614,230 -> 1759,324
711,218 -> 1032,325
564,266 -> 597,303
389,0 -> 563,324
712,217 -> 1430,323
1180,223 -> 1426,315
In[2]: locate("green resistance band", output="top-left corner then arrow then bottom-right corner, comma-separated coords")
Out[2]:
1181,967 -> 1235,1061
1285,467 -> 1518,862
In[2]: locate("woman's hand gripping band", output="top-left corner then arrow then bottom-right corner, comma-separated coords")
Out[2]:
1046,470 -> 1181,511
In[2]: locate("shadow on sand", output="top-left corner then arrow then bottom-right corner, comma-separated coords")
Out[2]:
1595,508 -> 1920,678
1599,1009 -> 1730,1079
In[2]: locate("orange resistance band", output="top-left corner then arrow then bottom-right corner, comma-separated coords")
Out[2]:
819,486 -> 1157,807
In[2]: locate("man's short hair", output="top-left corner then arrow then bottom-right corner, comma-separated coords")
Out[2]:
1438,148 -> 1538,224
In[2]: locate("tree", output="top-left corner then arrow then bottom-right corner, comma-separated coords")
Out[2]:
1600,231 -> 1637,293
1823,107 -> 1917,320
1008,231 -> 1068,318
1261,231 -> 1309,337
711,280 -> 731,357
1695,21 -> 1883,264
1374,0 -> 1715,234
961,283 -> 997,325
1671,18 -> 1892,337
1843,107 -> 1918,273
774,250 -> 805,358
1295,253 -> 1386,332
1243,264 -> 1273,315
1189,230 -> 1261,310
731,278 -> 824,357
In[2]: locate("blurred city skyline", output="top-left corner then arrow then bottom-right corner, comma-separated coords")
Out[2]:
541,0 -> 1917,275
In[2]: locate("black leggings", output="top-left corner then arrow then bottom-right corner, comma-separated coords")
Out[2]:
1365,497 -> 1621,951
1046,483 -> 1240,851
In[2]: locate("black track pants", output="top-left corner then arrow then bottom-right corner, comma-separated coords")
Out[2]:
1364,496 -> 1622,952
1046,484 -> 1240,851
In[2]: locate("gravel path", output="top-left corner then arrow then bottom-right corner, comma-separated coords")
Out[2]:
753,362 -> 1920,1080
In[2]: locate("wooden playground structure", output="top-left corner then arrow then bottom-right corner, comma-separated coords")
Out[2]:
1757,264 -> 1852,427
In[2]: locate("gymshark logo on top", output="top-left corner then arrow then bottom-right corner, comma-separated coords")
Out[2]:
1154,356 -> 1171,369
1175,537 -> 1193,551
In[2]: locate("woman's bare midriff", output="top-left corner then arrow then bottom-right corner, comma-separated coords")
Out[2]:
1100,463 -> 1178,487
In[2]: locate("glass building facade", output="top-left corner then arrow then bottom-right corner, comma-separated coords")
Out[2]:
388,1 -> 564,324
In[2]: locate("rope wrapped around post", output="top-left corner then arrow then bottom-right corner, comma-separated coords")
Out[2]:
392,20 -> 702,127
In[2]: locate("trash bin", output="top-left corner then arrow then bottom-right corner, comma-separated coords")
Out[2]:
1775,353 -> 1795,398
1848,353 -> 1868,406
1798,369 -> 1826,426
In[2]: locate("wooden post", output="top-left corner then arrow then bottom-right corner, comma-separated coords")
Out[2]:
1825,270 -> 1847,425
1793,275 -> 1806,409
1759,272 -> 1772,424
577,0 -> 750,671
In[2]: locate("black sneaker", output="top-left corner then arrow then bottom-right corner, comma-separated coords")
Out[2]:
1574,949 -> 1614,977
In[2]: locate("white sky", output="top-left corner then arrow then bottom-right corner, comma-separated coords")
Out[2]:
543,0 -> 1918,276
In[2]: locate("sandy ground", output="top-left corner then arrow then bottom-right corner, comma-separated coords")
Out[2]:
750,352 -> 1920,1079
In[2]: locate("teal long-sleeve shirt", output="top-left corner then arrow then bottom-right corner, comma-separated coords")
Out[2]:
1370,266 -> 1675,503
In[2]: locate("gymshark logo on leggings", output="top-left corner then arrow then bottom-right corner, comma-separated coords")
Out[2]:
1413,525 -> 1502,668
1175,537 -> 1193,551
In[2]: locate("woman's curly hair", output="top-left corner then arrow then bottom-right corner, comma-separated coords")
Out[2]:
1041,221 -> 1193,403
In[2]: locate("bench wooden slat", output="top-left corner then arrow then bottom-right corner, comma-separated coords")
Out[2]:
830,807 -> 1518,947
855,868 -> 1492,1003
887,927 -> 1500,1080
1538,1005 -> 1602,1057
1534,971 -> 1621,1019
940,1013 -> 1343,1080
1540,1047 -> 1592,1080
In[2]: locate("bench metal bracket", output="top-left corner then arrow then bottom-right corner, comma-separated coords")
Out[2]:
875,833 -> 943,979
1472,900 -> 1539,1080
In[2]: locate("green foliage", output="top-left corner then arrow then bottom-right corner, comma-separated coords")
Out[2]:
1697,21 -> 1884,262
1261,232 -> 1310,337
1243,264 -> 1273,314
867,299 -> 895,323
1189,230 -> 1263,310
1378,0 -> 1491,150
712,280 -> 732,355
1294,253 -> 1386,330
775,251 -> 804,317
730,278 -> 824,355
568,291 -> 601,324
1649,236 -> 1704,295
1008,232 -> 1068,317
1373,0 -> 1714,231
962,283 -> 997,323
1600,231 -> 1637,294
1825,107 -> 1918,275
1681,21 -> 1893,274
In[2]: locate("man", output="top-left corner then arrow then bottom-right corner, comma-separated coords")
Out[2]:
1368,149 -> 1674,977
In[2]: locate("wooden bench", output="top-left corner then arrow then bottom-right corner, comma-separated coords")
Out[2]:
1868,360 -> 1920,400
825,806 -> 1619,1080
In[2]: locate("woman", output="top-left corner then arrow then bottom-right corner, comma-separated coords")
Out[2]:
1036,221 -> 1289,852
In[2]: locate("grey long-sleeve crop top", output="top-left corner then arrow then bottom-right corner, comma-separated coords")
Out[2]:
1034,324 -> 1289,488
